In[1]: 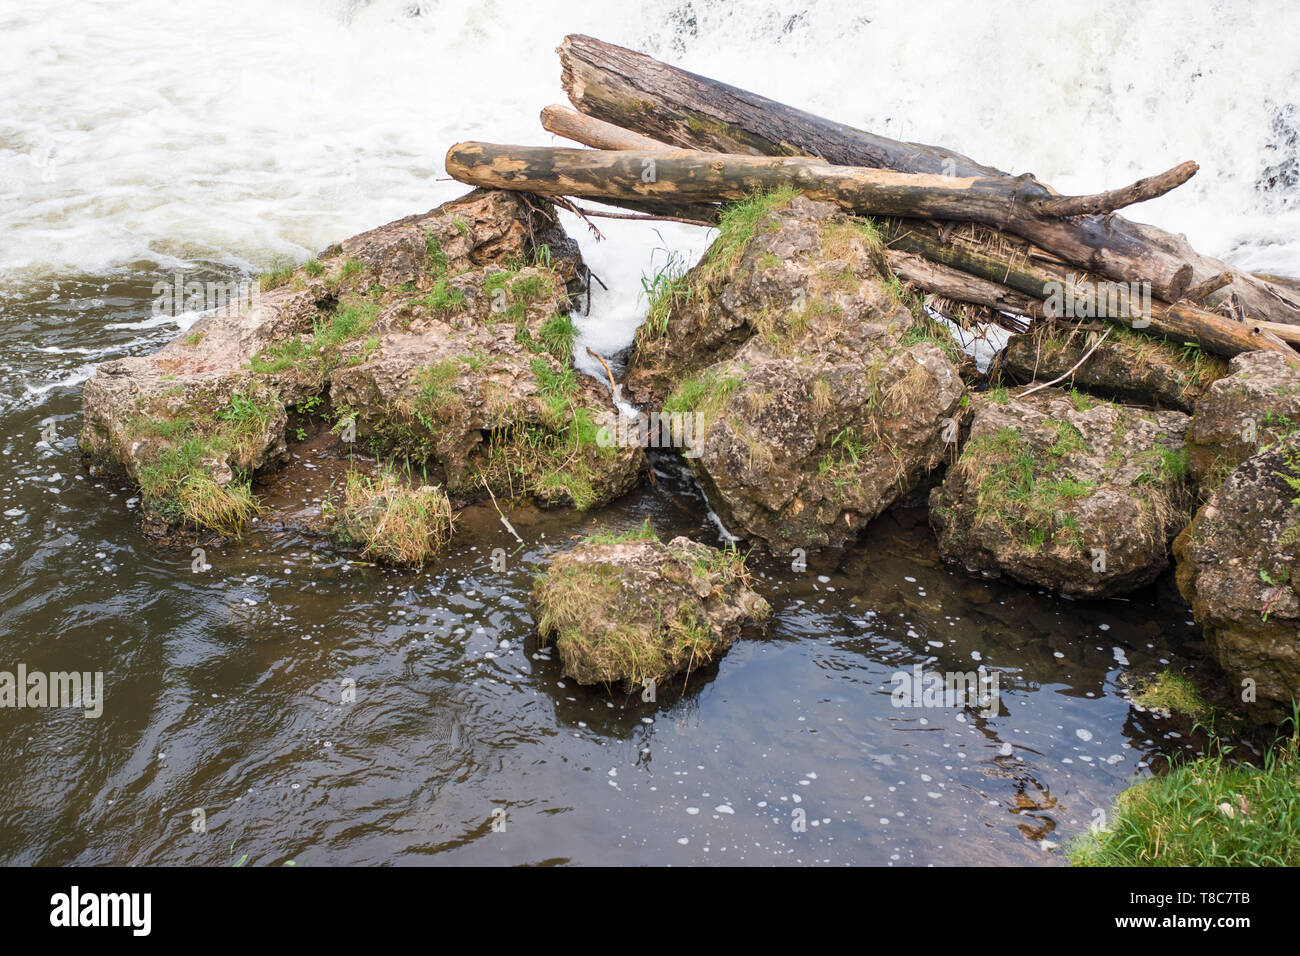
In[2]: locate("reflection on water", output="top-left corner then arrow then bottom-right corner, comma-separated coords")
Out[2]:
0,270 -> 1232,866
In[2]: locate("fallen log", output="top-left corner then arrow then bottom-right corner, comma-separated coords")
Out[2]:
537,106 -> 718,223
884,250 -> 1045,320
880,220 -> 1298,363
556,34 -> 1300,326
446,142 -> 1197,277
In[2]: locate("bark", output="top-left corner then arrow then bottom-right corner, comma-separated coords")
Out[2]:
880,220 -> 1298,363
445,142 -> 1196,276
541,104 -> 674,151
884,250 -> 1045,319
557,34 -> 1300,326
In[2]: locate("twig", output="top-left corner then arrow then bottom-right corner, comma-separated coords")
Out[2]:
584,346 -> 619,405
1016,326 -> 1112,398
480,475 -> 525,546
565,203 -> 713,228
549,195 -> 606,240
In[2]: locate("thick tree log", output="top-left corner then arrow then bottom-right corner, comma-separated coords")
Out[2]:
881,220 -> 1299,363
446,143 -> 1199,283
557,34 -> 1300,326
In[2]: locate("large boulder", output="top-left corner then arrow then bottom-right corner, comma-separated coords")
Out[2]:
930,388 -> 1193,598
627,193 -> 965,549
81,190 -> 640,530
1185,350 -> 1300,487
1175,433 -> 1300,721
1000,326 -> 1224,412
530,527 -> 771,688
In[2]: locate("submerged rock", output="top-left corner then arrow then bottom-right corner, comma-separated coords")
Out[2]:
530,527 -> 771,688
930,388 -> 1193,598
1185,350 -> 1300,488
80,189 -> 641,533
1000,325 -> 1224,412
1174,433 -> 1300,721
627,192 -> 965,549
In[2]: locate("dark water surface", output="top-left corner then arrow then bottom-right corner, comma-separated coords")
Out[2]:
0,269 -> 1235,866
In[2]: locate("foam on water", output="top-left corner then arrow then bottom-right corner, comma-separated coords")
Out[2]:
2,0 -> 1299,355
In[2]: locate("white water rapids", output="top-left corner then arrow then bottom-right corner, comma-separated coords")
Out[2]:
2,0 -> 1298,372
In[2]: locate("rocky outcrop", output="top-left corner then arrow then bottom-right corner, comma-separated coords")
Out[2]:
1175,433 -> 1300,721
81,189 -> 641,531
1185,350 -> 1300,488
530,528 -> 771,688
1000,326 -> 1224,412
930,388 -> 1193,598
626,193 -> 965,549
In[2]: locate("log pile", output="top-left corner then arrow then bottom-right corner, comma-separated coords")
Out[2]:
444,34 -> 1300,365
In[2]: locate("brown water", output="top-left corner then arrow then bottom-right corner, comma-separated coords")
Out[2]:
0,268 -> 1242,866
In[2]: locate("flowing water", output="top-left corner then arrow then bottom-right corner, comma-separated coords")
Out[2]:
1,0 -> 1297,865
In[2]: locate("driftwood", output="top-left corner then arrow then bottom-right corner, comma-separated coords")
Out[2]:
883,250 -> 1046,320
880,220 -> 1298,362
446,141 -> 1296,363
447,141 -> 1194,255
556,34 -> 1300,327
541,104 -> 673,152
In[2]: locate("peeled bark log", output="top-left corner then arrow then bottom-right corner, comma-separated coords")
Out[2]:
541,104 -> 674,151
557,33 -> 1300,326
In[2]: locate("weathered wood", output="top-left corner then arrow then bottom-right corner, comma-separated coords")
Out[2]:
883,250 -> 1045,320
880,220 -> 1299,363
446,142 -> 1197,268
541,104 -> 674,151
557,33 -> 1300,326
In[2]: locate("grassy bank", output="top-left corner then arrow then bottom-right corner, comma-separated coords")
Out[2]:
1070,711 -> 1300,866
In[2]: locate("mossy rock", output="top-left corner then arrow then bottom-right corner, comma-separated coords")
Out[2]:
530,532 -> 770,689
931,387 -> 1193,598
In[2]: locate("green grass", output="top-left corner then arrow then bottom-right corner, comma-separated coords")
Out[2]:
339,259 -> 366,284
538,313 -> 575,363
131,386 -> 279,533
258,263 -> 296,292
422,278 -> 465,316
956,426 -> 1095,551
637,187 -> 800,344
249,298 -> 380,380
638,250 -> 691,340
1129,669 -> 1212,720
426,231 -> 449,277
332,465 -> 455,566
583,518 -> 659,545
1137,446 -> 1190,485
663,367 -> 741,438
1069,715 -> 1300,866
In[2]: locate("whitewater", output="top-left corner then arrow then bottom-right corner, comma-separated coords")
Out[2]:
2,0 -> 1299,363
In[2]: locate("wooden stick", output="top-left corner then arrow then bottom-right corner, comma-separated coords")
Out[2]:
1017,327 -> 1113,398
